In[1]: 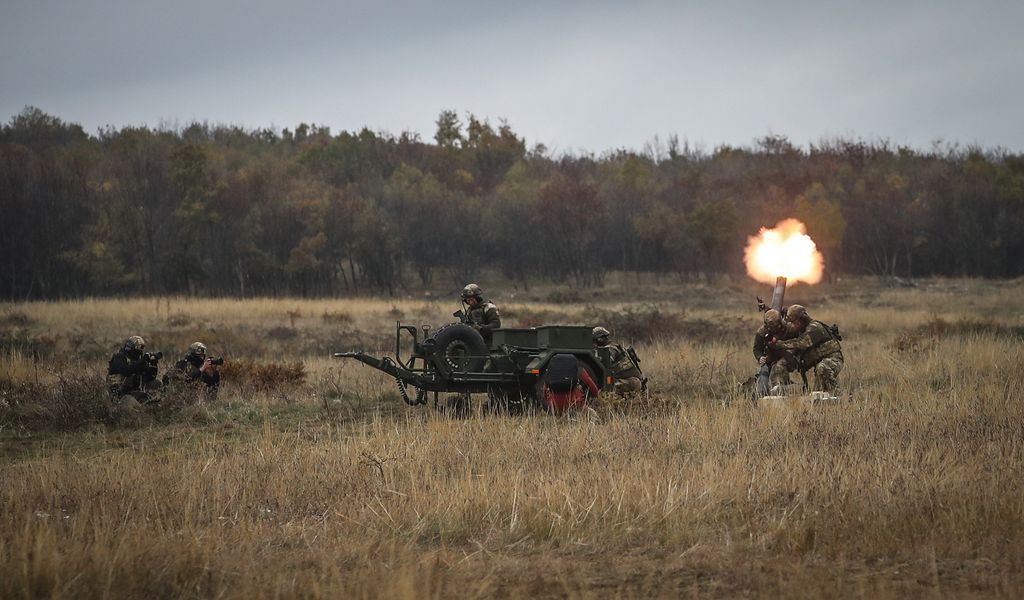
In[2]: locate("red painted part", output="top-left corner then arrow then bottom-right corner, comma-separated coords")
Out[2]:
542,368 -> 599,413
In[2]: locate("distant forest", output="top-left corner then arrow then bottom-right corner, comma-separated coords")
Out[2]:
2,106 -> 1023,299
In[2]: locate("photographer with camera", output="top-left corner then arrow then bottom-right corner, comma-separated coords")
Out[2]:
165,341 -> 222,397
107,335 -> 163,400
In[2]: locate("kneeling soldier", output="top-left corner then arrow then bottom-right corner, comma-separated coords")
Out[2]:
753,308 -> 796,396
107,335 -> 162,400
165,342 -> 221,397
593,327 -> 644,396
772,304 -> 843,392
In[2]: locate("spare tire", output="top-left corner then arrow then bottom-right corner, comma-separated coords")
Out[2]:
428,323 -> 488,372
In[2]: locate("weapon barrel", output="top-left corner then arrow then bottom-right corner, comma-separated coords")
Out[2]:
770,276 -> 787,312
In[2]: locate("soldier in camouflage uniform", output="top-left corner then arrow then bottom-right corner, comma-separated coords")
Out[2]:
461,284 -> 501,344
772,304 -> 843,392
593,327 -> 643,395
164,341 -> 221,397
107,335 -> 162,399
753,309 -> 795,389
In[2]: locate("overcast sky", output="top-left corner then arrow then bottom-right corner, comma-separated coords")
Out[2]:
2,0 -> 1022,153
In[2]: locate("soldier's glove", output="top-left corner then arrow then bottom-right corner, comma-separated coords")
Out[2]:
200,359 -> 214,375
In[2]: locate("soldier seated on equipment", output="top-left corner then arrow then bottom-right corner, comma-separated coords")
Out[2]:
593,327 -> 644,396
771,304 -> 843,392
165,342 -> 221,396
107,335 -> 162,399
753,309 -> 796,388
461,283 -> 501,344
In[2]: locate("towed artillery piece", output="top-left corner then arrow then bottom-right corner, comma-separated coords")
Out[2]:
333,317 -> 621,412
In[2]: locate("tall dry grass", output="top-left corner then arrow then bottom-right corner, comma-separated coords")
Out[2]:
2,277 -> 1024,597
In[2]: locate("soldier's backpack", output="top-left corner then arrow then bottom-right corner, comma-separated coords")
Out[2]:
813,320 -> 843,342
544,354 -> 581,393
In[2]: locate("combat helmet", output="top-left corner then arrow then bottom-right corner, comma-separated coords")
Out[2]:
592,326 -> 611,346
786,304 -> 809,323
763,309 -> 782,329
123,335 -> 146,355
188,342 -> 207,357
461,283 -> 483,300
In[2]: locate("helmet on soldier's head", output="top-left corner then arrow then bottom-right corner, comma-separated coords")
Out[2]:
461,283 -> 483,299
124,335 -> 146,354
763,309 -> 782,328
592,326 -> 611,346
188,342 -> 207,357
786,304 -> 809,323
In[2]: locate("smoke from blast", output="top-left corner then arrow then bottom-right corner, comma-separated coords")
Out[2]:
744,218 -> 824,285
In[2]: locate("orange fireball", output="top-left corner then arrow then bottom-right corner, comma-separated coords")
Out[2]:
744,218 -> 823,285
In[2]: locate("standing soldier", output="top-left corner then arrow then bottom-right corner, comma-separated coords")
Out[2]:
461,283 -> 501,344
593,327 -> 644,396
165,342 -> 221,397
107,335 -> 162,400
772,304 -> 843,392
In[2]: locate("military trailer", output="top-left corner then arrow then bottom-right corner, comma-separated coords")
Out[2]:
334,320 -> 615,411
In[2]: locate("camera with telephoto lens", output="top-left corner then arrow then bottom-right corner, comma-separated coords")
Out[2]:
208,357 -> 225,366
143,351 -> 163,363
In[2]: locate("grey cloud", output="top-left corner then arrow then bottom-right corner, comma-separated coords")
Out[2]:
2,0 -> 1023,151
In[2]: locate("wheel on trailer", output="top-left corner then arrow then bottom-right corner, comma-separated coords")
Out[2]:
427,323 -> 488,372
530,358 -> 600,413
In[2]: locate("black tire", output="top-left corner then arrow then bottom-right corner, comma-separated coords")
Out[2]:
428,323 -> 488,372
528,358 -> 599,411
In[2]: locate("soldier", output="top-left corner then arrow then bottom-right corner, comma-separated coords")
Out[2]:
753,308 -> 795,394
593,326 -> 644,396
461,283 -> 501,343
772,304 -> 843,392
107,335 -> 162,400
165,341 -> 221,397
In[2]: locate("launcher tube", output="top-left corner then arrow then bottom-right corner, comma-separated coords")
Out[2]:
770,276 -> 787,312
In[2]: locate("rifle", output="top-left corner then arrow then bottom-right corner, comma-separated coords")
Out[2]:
625,346 -> 649,392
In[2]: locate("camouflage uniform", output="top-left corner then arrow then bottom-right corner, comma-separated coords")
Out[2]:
593,327 -> 643,396
164,342 -> 220,396
107,336 -> 161,398
609,345 -> 643,394
775,317 -> 843,392
461,284 -> 501,343
466,300 -> 501,335
752,310 -> 795,387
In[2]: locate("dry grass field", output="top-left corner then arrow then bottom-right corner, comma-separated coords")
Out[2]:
2,276 -> 1023,598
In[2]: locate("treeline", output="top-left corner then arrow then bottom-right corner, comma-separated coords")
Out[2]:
2,106 -> 1024,299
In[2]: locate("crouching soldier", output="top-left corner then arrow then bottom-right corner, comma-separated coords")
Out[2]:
593,327 -> 645,396
165,342 -> 221,398
107,335 -> 162,401
772,304 -> 843,392
753,308 -> 795,397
